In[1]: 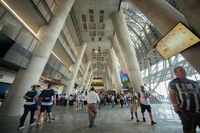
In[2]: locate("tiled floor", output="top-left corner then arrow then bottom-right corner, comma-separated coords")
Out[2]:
0,102 -> 199,133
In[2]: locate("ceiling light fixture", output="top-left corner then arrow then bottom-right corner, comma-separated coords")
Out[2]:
51,51 -> 62,62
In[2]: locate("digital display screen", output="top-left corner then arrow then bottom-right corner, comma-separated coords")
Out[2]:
120,73 -> 129,83
154,22 -> 200,60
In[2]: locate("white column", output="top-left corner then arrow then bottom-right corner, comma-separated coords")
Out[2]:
79,61 -> 91,92
130,0 -> 188,35
112,34 -> 129,74
106,64 -> 113,89
87,75 -> 94,92
103,72 -> 109,90
112,11 -> 143,92
108,49 -> 122,92
66,43 -> 87,95
86,70 -> 93,92
0,0 -> 75,116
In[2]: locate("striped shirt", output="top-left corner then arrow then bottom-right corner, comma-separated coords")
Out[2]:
168,78 -> 200,113
127,92 -> 138,104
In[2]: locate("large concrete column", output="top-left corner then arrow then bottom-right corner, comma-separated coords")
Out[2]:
87,75 -> 94,92
175,0 -> 200,36
103,72 -> 109,90
106,64 -> 113,89
0,0 -> 75,116
111,34 -> 129,75
174,0 -> 200,73
108,49 -> 122,92
112,11 -> 143,92
79,61 -> 91,92
66,43 -> 87,95
130,0 -> 188,34
130,0 -> 200,73
85,70 -> 93,92
112,34 -> 133,87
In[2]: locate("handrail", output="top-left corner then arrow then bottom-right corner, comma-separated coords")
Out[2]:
144,84 -> 164,103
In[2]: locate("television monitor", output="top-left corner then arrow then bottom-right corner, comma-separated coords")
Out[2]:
120,73 -> 129,83
154,22 -> 200,60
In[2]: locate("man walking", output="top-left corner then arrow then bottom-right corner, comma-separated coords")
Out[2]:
37,84 -> 56,126
127,88 -> 140,122
169,66 -> 200,133
86,87 -> 100,128
139,85 -> 157,125
18,85 -> 37,130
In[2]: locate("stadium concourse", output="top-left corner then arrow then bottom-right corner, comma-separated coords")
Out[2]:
0,0 -> 200,133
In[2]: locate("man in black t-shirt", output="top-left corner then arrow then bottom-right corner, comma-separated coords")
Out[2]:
36,84 -> 56,126
169,66 -> 200,133
18,85 -> 37,130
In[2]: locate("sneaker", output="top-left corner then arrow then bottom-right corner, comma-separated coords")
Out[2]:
88,124 -> 96,128
44,117 -> 48,122
151,121 -> 157,125
36,124 -> 40,128
136,120 -> 140,122
143,117 -> 146,122
30,122 -> 36,127
18,126 -> 25,130
131,116 -> 134,120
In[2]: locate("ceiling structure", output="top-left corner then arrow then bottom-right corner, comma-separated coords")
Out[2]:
71,0 -> 121,78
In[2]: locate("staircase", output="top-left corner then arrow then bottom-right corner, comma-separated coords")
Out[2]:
144,85 -> 164,104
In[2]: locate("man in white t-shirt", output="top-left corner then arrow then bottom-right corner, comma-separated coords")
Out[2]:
139,86 -> 156,125
87,87 -> 100,128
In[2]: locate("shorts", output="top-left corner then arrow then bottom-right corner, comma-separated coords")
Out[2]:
130,103 -> 138,112
40,105 -> 52,113
140,103 -> 151,113
84,101 -> 87,105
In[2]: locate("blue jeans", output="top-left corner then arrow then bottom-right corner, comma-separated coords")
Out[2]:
111,100 -> 115,108
19,104 -> 36,127
79,100 -> 84,109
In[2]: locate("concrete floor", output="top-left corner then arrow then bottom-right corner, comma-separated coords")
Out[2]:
0,103 -> 199,133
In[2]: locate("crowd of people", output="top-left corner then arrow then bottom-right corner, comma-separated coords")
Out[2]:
16,66 -> 200,132
17,84 -> 157,130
